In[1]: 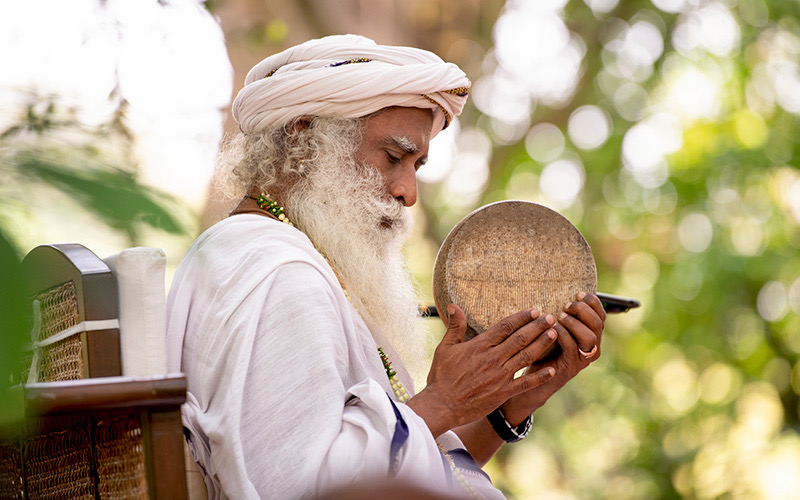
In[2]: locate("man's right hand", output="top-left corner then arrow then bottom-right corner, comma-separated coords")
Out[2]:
406,304 -> 557,438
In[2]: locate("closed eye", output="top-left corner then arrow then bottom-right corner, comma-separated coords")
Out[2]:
386,152 -> 401,164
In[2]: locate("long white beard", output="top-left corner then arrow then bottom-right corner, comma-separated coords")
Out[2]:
284,160 -> 428,379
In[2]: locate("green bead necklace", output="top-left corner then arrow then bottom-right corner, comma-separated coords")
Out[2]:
253,194 -> 293,225
378,347 -> 410,403
254,193 -> 409,403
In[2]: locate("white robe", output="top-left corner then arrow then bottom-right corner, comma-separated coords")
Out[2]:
166,214 -> 504,499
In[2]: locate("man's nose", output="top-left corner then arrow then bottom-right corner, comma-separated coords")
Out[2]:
389,164 -> 418,207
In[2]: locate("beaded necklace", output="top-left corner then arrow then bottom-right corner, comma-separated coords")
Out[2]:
251,193 -> 481,499
377,347 -> 410,403
437,443 -> 482,500
251,194 -> 292,225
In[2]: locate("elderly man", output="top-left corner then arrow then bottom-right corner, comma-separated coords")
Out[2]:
166,35 -> 605,499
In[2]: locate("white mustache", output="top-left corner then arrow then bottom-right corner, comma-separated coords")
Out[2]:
372,199 -> 408,227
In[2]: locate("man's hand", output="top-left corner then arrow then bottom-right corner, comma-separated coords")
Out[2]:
407,304 -> 558,438
500,291 -> 606,426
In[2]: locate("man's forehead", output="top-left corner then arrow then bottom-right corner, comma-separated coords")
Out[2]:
363,107 -> 433,147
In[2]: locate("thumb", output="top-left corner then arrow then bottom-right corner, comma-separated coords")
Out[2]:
441,303 -> 467,345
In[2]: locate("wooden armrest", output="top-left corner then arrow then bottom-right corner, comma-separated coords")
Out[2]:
3,374 -> 189,499
24,374 -> 186,416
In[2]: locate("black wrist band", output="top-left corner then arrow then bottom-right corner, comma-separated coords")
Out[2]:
487,407 -> 532,443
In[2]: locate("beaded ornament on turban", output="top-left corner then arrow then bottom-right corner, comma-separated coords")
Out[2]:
232,34 -> 470,139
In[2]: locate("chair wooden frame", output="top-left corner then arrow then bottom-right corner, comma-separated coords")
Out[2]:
22,243 -> 122,381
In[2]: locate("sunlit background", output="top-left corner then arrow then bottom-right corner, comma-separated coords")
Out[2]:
2,0 -> 799,498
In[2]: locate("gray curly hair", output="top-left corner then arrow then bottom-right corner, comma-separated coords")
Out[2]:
215,116 -> 363,198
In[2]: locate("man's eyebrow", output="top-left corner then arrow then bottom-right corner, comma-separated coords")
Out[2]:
389,135 -> 419,154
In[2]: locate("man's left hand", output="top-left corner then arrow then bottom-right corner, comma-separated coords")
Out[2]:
500,291 -> 606,426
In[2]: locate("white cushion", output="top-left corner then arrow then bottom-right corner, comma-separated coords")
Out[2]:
103,247 -> 168,376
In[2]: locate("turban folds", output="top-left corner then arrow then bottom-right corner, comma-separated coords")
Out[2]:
232,35 -> 470,139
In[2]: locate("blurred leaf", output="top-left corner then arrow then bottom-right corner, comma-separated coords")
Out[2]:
0,229 -> 26,425
17,154 -> 185,236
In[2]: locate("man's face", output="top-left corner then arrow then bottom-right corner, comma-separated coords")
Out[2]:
353,107 -> 434,209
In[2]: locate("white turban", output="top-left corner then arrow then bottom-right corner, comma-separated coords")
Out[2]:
232,35 -> 470,139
